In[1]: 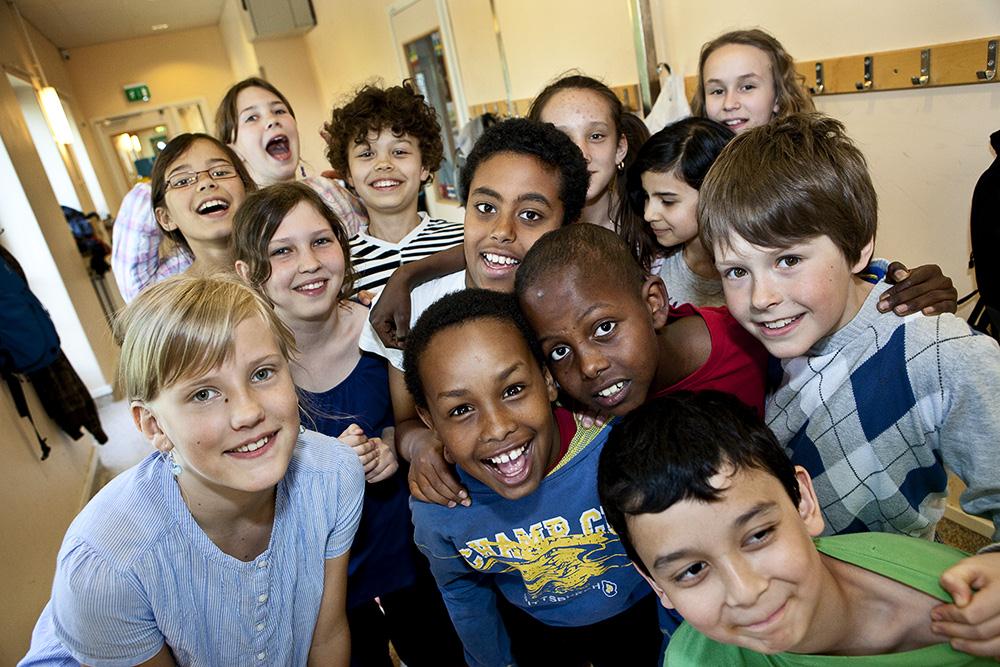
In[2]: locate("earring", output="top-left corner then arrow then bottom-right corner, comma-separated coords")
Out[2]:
299,423 -> 306,435
168,450 -> 182,476
617,160 -> 625,172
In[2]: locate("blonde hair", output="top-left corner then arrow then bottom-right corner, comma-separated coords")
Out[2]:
692,29 -> 815,120
115,274 -> 296,402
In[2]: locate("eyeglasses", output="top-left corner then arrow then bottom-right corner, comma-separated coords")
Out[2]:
166,165 -> 239,189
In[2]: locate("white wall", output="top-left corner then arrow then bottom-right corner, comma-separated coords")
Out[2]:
652,0 -> 1000,299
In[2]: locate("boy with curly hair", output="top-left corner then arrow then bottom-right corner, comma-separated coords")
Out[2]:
324,81 -> 463,294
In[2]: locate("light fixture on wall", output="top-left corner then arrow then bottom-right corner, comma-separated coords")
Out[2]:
11,0 -> 76,145
38,87 -> 74,145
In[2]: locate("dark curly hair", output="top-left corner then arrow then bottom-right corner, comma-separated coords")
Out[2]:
403,289 -> 545,410
324,81 -> 443,181
623,118 -> 734,264
459,118 -> 589,225
598,391 -> 801,577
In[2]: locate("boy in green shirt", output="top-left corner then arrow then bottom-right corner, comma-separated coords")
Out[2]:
597,391 -> 996,665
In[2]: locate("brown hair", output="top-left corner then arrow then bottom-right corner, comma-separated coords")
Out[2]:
323,81 -> 443,181
232,181 -> 355,300
691,29 -> 815,120
115,273 -> 296,402
698,113 -> 877,266
215,77 -> 296,145
150,133 -> 256,253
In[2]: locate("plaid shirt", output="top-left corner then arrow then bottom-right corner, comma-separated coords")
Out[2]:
768,280 -> 1000,542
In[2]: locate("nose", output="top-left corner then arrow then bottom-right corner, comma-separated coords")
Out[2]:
578,343 -> 610,380
489,211 -> 516,244
195,172 -> 218,191
480,403 -> 517,443
750,274 -> 781,312
723,89 -> 740,111
230,387 -> 265,431
265,112 -> 282,129
298,245 -> 320,273
643,198 -> 660,223
723,556 -> 768,608
572,138 -> 591,164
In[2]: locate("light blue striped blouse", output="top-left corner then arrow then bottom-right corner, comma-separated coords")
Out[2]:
20,430 -> 364,667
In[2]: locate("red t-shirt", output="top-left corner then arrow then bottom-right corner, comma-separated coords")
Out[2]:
651,303 -> 768,415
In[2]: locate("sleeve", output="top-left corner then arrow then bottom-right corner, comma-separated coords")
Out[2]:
324,441 -> 366,559
411,502 -> 515,667
303,176 -> 368,237
915,319 -> 1000,542
110,183 -> 190,302
49,540 -> 165,667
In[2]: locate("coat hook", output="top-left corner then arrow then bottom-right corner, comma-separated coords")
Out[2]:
855,56 -> 873,91
977,40 -> 997,81
911,49 -> 930,86
810,62 -> 825,95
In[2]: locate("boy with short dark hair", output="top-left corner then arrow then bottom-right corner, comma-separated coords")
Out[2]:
404,288 -> 662,667
699,113 -> 1000,544
323,81 -> 463,294
597,390 -> 995,666
514,223 -> 768,418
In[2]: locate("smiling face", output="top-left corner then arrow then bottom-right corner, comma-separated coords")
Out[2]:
714,233 -> 874,359
260,201 -> 347,325
136,317 -> 299,501
629,466 -> 827,655
463,152 -> 565,292
415,318 -> 560,500
520,267 -> 668,417
641,169 -> 701,249
346,129 -> 429,217
230,86 -> 300,186
538,88 -> 627,206
156,139 -> 246,248
702,44 -> 779,134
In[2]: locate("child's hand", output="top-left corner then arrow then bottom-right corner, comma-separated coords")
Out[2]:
369,269 -> 413,349
878,262 -> 957,316
356,290 -> 375,307
576,408 -> 610,429
408,437 -> 470,508
931,551 -> 1000,657
364,437 -> 399,483
338,424 -> 379,475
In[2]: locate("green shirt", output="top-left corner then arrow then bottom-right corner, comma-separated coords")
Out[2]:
664,532 -> 993,666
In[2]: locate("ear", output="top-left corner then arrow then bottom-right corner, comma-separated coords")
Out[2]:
227,141 -> 248,163
234,259 -> 252,282
633,562 -> 676,610
154,206 -> 177,232
542,366 -> 558,403
793,465 -> 826,537
131,401 -> 174,453
642,275 -> 670,329
615,133 -> 628,166
419,164 -> 431,185
415,404 -> 436,432
850,237 -> 876,275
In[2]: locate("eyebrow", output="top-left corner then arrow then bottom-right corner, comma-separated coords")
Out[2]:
434,361 -> 524,400
651,501 -> 778,570
536,303 -> 611,343
706,72 -> 763,85
166,158 -> 232,177
470,186 -> 553,207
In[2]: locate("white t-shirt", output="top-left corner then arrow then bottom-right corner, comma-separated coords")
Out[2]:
359,270 -> 468,371
655,250 -> 724,308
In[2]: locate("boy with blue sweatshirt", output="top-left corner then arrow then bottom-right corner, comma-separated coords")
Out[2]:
403,288 -> 661,667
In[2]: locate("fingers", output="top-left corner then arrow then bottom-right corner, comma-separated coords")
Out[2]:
879,263 -> 957,315
407,456 -> 469,508
357,290 -> 374,307
392,310 -> 411,346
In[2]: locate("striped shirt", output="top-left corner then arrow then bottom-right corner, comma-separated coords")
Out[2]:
20,430 -> 364,667
349,212 -> 464,295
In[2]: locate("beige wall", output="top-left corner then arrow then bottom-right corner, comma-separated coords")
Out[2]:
652,0 -> 1000,300
219,0 -> 260,82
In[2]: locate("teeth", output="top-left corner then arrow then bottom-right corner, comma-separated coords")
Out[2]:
372,179 -> 400,188
483,252 -> 519,266
488,444 -> 527,465
297,281 -> 324,291
724,119 -> 743,126
197,199 -> 228,213
233,435 -> 269,453
762,316 -> 798,329
597,381 -> 625,398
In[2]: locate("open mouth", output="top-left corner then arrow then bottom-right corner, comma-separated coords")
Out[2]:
481,252 -> 520,270
482,441 -> 533,485
757,314 -> 803,335
592,379 -> 630,409
196,199 -> 231,215
226,431 -> 277,458
370,179 -> 402,190
293,279 -> 327,295
722,118 -> 749,130
266,135 -> 292,161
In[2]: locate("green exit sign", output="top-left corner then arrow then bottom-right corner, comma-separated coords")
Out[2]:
124,83 -> 150,103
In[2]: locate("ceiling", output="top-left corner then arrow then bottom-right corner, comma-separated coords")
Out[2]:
12,0 -> 226,49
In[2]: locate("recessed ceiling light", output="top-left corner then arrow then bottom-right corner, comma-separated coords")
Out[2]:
152,24 -> 169,31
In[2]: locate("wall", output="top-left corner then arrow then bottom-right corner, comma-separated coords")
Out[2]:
64,26 -> 235,126
652,0 -> 1000,299
219,0 -> 260,82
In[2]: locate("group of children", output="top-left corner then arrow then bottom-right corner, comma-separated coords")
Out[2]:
20,25 -> 1000,667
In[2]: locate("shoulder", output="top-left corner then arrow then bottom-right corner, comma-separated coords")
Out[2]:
665,622 -> 743,666
409,271 -> 466,314
287,429 -> 364,480
419,215 -> 464,234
